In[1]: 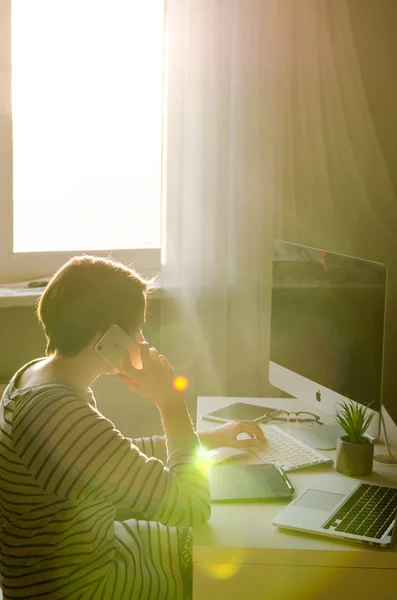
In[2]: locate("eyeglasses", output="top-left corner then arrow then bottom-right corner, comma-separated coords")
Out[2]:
264,410 -> 323,425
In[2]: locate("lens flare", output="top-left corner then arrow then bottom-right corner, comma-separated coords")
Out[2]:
196,548 -> 246,580
200,562 -> 241,580
194,447 -> 214,474
172,376 -> 189,392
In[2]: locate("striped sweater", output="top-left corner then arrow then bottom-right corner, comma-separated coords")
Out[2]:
0,365 -> 211,599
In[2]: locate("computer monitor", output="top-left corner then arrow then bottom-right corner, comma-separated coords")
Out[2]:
269,240 -> 387,449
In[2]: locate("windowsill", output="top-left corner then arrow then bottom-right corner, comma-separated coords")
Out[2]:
0,291 -> 44,308
0,281 -> 163,308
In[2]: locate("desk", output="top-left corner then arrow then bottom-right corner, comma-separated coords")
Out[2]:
193,396 -> 397,600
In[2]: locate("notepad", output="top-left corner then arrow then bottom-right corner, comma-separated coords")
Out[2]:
209,463 -> 294,502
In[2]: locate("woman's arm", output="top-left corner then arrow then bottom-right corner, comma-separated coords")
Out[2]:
13,388 -> 211,528
130,418 -> 267,460
129,436 -> 167,462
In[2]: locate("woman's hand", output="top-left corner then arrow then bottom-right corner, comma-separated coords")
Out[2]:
198,421 -> 267,450
118,342 -> 182,408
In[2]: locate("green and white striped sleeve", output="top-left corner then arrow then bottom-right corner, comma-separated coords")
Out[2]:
13,387 -> 211,528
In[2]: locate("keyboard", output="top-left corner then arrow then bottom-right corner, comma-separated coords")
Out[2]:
250,424 -> 334,472
323,483 -> 397,539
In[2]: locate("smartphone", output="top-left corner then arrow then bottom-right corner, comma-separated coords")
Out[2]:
95,324 -> 142,375
201,402 -> 281,424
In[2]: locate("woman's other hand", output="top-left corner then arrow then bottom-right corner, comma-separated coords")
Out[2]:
198,420 -> 267,450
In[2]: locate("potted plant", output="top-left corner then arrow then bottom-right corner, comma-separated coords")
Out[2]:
334,399 -> 375,477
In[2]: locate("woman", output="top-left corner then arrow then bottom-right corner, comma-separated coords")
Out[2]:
0,255 -> 265,600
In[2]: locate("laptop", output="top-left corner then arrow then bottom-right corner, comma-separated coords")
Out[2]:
273,474 -> 397,548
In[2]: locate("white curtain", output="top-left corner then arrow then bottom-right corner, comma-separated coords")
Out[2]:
161,0 -> 397,410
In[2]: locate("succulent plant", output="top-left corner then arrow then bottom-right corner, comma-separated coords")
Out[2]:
334,399 -> 375,444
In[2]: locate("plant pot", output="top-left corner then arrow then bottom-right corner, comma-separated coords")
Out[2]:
335,435 -> 374,477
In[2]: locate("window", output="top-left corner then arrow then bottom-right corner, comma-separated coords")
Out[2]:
0,0 -> 164,282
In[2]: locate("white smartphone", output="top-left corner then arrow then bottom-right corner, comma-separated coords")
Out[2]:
95,324 -> 142,375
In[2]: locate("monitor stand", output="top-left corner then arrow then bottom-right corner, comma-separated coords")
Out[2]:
281,423 -> 345,451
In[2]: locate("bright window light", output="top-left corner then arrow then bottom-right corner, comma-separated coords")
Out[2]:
12,0 -> 163,253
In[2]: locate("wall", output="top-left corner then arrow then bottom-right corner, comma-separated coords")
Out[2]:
348,0 -> 397,196
350,0 -> 397,424
347,0 -> 397,423
0,297 -> 176,438
284,0 -> 397,424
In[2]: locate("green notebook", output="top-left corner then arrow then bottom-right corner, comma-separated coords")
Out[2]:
209,463 -> 294,502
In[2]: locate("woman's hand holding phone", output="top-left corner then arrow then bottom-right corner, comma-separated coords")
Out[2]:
118,342 -> 183,408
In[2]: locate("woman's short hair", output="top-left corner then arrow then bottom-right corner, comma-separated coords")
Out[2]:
37,255 -> 150,356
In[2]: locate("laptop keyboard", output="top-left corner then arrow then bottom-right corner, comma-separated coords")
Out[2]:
250,424 -> 334,472
323,483 -> 397,539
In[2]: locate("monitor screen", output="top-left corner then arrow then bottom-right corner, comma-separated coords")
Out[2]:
269,240 -> 387,432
